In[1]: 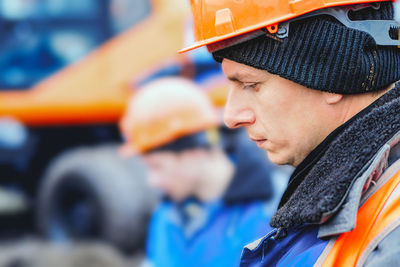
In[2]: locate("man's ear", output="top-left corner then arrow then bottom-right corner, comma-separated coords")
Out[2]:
323,92 -> 343,105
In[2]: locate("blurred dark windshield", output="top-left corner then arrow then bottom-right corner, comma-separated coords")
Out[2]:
0,0 -> 150,88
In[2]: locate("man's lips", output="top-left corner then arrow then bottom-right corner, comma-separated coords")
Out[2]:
249,137 -> 267,147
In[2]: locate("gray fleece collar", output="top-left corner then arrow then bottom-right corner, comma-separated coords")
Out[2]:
318,137 -> 400,238
270,83 -> 400,229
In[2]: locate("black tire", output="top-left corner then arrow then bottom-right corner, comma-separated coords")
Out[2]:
36,144 -> 158,253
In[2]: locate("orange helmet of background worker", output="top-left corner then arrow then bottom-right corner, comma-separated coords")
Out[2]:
181,0 -> 397,53
119,77 -> 220,156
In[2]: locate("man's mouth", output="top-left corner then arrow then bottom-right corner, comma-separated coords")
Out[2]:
249,137 -> 267,148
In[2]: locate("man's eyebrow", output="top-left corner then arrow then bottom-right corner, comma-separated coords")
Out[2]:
226,73 -> 249,82
227,76 -> 240,82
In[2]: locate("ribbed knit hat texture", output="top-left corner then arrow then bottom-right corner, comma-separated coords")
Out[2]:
213,2 -> 400,94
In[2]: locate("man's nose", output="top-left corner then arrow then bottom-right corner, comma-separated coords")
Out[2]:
223,90 -> 255,129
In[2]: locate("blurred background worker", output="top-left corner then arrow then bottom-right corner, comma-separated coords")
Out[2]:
119,77 -> 279,267
0,0 -> 291,266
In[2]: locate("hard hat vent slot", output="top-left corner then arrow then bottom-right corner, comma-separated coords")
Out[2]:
215,8 -> 236,36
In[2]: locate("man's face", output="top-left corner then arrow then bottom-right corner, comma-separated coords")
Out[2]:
222,59 -> 331,167
142,149 -> 204,202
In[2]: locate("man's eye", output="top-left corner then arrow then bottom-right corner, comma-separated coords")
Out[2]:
243,83 -> 258,90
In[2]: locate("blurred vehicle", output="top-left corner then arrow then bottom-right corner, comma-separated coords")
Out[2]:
0,0 -> 228,255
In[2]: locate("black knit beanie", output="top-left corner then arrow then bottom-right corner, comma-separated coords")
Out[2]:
213,2 -> 400,94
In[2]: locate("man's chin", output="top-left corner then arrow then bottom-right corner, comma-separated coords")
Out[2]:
266,151 -> 292,166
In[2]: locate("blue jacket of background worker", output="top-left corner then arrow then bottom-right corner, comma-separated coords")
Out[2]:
145,128 -> 282,267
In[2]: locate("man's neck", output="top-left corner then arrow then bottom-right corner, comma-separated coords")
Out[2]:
340,84 -> 394,125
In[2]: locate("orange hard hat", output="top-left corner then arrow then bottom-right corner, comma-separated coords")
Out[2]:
180,0 -> 394,53
119,77 -> 220,155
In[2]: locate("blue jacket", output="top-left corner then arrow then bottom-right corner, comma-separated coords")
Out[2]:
145,128 -> 279,267
147,199 -> 274,267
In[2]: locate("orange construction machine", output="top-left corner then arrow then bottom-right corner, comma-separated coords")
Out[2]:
0,0 -> 227,253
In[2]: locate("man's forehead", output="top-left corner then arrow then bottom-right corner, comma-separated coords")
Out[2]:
221,59 -> 268,82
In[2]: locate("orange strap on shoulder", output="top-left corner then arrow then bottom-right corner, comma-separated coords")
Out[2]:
322,169 -> 400,267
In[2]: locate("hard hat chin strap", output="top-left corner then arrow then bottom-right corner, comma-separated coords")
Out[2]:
278,3 -> 399,46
